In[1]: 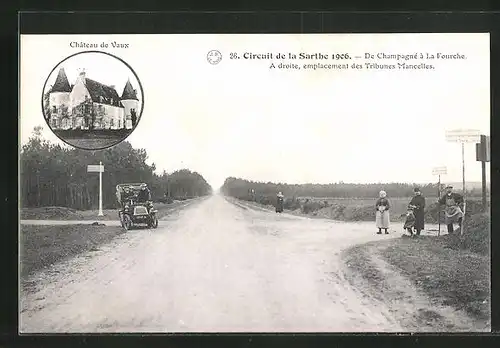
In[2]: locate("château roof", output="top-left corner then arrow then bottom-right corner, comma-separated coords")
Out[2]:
84,78 -> 124,108
50,68 -> 72,93
121,79 -> 138,100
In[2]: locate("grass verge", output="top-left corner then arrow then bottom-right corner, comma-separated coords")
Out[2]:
230,195 -> 486,224
20,224 -> 124,280
20,201 -> 192,221
20,198 -> 202,284
343,213 -> 490,326
381,236 -> 490,320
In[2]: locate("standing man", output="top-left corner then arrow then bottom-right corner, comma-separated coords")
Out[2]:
409,187 -> 426,236
438,185 -> 464,234
276,191 -> 284,213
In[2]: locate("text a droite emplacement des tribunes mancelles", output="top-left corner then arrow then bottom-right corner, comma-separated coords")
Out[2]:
231,51 -> 467,70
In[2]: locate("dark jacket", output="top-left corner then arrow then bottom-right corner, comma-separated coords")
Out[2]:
375,197 -> 390,210
438,192 -> 464,206
409,195 -> 425,230
137,188 -> 151,202
409,195 -> 425,211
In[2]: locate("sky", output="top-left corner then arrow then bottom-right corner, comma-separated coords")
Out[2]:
20,34 -> 490,190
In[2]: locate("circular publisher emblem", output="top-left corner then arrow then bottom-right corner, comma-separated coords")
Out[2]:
207,50 -> 222,65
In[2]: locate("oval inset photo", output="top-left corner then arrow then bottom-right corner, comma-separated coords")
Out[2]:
42,51 -> 144,150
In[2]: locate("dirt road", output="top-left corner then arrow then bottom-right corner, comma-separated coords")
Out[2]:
19,195 -> 469,333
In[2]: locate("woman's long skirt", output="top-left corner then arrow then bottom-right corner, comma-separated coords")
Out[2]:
376,210 -> 390,229
414,209 -> 425,230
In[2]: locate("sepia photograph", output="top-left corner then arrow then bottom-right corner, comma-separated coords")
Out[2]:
41,51 -> 143,150
19,33 -> 490,333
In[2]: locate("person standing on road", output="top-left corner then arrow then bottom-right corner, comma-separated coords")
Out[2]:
276,191 -> 284,213
438,185 -> 464,234
375,190 -> 390,234
409,187 -> 426,236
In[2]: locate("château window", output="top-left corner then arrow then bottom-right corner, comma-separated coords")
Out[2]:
110,119 -> 114,127
52,106 -> 57,113
110,98 -> 114,105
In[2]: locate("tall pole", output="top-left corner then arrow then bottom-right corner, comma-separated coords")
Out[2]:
438,174 -> 441,236
98,161 -> 103,216
482,160 -> 487,212
461,143 -> 466,236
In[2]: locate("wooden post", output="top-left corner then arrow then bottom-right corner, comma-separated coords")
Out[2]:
432,166 -> 447,236
461,143 -> 466,236
438,174 -> 441,236
88,163 -> 105,216
482,160 -> 487,211
98,161 -> 103,216
476,135 -> 489,213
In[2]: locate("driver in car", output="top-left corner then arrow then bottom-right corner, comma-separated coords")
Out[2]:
137,184 -> 152,211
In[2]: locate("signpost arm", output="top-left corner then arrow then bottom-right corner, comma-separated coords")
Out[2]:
99,161 -> 103,216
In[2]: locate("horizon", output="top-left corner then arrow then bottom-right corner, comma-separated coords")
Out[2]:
21,34 -> 490,189
19,129 -> 491,188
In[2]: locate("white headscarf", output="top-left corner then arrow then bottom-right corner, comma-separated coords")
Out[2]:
379,190 -> 387,198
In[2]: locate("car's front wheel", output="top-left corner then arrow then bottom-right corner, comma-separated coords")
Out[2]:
122,214 -> 132,231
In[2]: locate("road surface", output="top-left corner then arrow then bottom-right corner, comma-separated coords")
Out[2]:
19,195 -> 463,332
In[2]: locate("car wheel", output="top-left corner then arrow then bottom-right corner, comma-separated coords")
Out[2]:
123,215 -> 132,231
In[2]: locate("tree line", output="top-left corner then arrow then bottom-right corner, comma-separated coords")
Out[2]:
220,177 -> 485,200
20,126 -> 212,209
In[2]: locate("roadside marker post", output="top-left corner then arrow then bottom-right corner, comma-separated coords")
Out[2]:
475,135 -> 490,212
445,129 -> 481,236
432,166 -> 447,236
87,162 -> 105,216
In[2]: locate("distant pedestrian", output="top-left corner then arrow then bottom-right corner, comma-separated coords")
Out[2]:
375,190 -> 390,234
438,185 -> 464,234
409,187 -> 426,236
276,191 -> 284,213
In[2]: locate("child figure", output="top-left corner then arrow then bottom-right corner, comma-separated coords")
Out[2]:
403,205 -> 417,237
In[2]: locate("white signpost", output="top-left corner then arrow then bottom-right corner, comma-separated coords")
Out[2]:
445,129 -> 481,236
432,166 -> 447,236
87,162 -> 105,216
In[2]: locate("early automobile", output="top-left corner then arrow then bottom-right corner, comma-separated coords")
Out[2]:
116,183 -> 159,230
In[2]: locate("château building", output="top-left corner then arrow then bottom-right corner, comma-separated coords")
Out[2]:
47,68 -> 140,131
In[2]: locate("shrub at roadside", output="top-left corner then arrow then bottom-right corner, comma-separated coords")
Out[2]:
235,192 -> 487,224
343,213 -> 491,329
443,213 -> 490,256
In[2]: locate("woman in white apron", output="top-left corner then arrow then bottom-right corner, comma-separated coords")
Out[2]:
375,190 -> 391,234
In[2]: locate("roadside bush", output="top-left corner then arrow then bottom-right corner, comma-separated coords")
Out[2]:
329,204 -> 347,220
283,198 -> 301,211
343,205 -> 375,221
443,213 -> 490,256
463,213 -> 490,255
302,200 -> 323,214
157,197 -> 174,204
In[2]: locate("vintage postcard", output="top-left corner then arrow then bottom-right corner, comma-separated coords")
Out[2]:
19,33 -> 491,333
